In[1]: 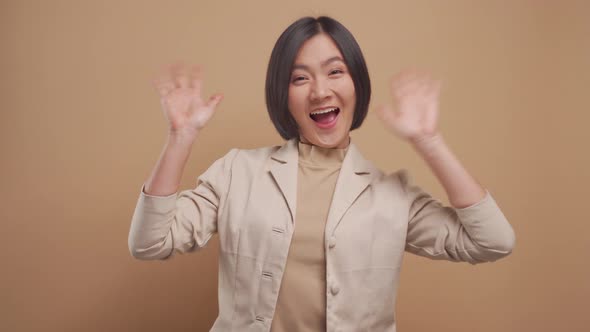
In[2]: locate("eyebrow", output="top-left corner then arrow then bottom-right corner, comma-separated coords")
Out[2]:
292,56 -> 345,71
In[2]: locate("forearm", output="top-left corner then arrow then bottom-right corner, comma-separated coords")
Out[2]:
144,133 -> 197,196
411,134 -> 486,209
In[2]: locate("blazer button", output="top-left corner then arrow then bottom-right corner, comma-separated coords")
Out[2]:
328,237 -> 336,249
331,284 -> 340,295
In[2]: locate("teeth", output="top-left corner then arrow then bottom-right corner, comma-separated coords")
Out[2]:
311,108 -> 338,115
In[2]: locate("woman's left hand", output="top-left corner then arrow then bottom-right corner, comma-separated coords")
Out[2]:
376,70 -> 442,144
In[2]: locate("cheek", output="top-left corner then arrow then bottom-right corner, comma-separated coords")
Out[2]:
288,87 -> 307,116
334,77 -> 356,103
344,79 -> 356,102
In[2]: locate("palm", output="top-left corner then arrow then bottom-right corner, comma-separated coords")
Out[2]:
163,88 -> 214,131
376,70 -> 441,142
153,63 -> 222,137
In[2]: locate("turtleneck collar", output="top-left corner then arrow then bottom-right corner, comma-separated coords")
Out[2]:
297,138 -> 349,167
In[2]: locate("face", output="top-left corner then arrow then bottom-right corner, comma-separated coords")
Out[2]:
288,33 -> 356,149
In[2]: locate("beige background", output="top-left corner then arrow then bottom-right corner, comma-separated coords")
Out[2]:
2,0 -> 589,331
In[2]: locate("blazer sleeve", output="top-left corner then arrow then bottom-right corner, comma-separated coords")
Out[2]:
128,148 -> 239,260
399,169 -> 516,265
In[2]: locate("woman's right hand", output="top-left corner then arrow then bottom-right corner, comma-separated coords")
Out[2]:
152,63 -> 223,140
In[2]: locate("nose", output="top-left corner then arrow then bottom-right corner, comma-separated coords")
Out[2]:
310,78 -> 332,102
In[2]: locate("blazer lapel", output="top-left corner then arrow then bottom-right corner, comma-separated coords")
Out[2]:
325,142 -> 374,236
268,138 -> 299,224
267,138 -> 374,232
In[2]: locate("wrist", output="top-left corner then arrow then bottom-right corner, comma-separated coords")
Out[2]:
410,133 -> 442,148
167,130 -> 199,147
410,133 -> 446,157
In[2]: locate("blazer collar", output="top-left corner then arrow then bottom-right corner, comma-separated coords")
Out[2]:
270,138 -> 373,173
268,138 -> 374,234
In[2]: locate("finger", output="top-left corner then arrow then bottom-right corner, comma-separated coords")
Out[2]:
206,93 -> 224,109
152,75 -> 175,96
177,68 -> 190,89
151,64 -> 174,96
391,68 -> 422,90
374,104 -> 387,120
375,104 -> 397,124
419,78 -> 441,110
188,65 -> 203,93
376,104 -> 408,136
391,72 -> 424,100
169,62 -> 189,88
410,76 -> 433,100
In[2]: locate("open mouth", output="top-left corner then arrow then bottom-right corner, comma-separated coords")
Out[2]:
309,107 -> 340,124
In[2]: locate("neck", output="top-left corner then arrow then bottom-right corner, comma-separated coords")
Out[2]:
298,136 -> 351,149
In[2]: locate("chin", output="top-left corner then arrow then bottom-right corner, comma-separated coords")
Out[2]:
308,133 -> 350,148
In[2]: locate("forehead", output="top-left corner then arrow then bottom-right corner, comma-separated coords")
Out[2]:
294,34 -> 344,65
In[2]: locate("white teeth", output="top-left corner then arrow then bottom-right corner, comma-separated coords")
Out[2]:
311,108 -> 338,115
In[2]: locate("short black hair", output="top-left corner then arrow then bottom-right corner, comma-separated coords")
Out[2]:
265,16 -> 371,140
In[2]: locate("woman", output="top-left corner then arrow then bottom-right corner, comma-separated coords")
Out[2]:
129,16 -> 515,332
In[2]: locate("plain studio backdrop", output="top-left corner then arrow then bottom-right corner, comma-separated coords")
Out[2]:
1,1 -> 589,331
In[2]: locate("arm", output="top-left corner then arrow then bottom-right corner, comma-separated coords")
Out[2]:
399,168 -> 514,264
377,70 -> 515,264
129,148 -> 238,260
410,134 -> 485,209
128,63 -> 225,260
144,133 -> 197,197
144,63 -> 223,196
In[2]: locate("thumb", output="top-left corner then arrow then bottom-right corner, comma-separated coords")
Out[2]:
375,104 -> 396,124
375,104 -> 406,136
206,93 -> 224,109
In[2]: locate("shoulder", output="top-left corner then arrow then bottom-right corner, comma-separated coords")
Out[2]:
234,144 -> 281,161
371,166 -> 409,189
212,142 -> 284,174
233,143 -> 283,166
347,146 -> 408,192
357,154 -> 412,196
357,150 -> 411,188
199,143 -> 281,183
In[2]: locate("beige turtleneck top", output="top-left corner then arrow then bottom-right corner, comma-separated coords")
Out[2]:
270,141 -> 349,332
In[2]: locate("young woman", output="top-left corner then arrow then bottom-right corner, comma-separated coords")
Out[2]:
129,16 -> 515,332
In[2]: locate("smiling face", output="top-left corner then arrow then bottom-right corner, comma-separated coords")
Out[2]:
288,33 -> 356,149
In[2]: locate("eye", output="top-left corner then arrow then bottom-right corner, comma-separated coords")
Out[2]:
291,75 -> 307,84
329,69 -> 344,75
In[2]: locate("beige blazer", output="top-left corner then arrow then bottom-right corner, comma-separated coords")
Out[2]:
128,138 -> 515,332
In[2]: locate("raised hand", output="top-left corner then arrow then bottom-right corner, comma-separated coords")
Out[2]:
152,63 -> 223,139
376,70 -> 442,144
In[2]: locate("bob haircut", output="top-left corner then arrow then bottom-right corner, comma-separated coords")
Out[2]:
265,16 -> 371,140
